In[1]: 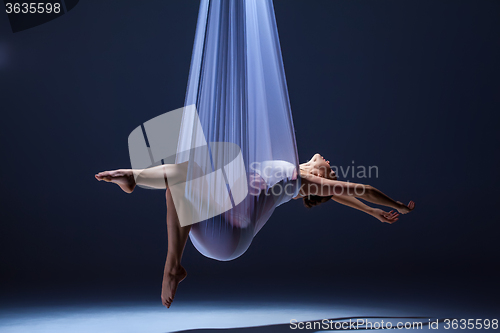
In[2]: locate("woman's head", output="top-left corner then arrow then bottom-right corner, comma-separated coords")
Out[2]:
303,194 -> 331,208
301,153 -> 336,208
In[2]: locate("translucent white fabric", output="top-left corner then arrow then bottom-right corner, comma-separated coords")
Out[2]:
179,0 -> 300,261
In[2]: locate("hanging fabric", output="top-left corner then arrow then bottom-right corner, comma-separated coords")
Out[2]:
177,0 -> 300,261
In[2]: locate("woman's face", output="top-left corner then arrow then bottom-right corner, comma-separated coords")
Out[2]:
309,153 -> 336,179
310,153 -> 330,167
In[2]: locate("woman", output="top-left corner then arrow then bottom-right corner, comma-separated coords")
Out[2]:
95,153 -> 415,308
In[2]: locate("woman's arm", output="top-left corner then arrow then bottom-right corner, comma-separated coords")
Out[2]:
299,174 -> 414,214
330,195 -> 400,224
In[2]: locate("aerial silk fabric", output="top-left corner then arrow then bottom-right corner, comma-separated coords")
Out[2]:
177,0 -> 299,261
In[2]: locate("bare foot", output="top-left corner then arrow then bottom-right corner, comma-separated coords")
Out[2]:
161,265 -> 187,308
396,200 -> 415,214
95,169 -> 136,193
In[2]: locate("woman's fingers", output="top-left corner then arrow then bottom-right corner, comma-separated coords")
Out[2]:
379,209 -> 400,223
384,211 -> 399,223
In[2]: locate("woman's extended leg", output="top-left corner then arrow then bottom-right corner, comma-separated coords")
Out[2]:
161,188 -> 190,308
95,163 -> 191,308
95,162 -> 188,193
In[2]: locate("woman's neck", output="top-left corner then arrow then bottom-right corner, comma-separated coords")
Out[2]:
299,163 -> 317,177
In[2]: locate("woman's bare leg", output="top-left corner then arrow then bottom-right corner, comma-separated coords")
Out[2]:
96,164 -> 190,307
95,162 -> 188,192
161,188 -> 190,308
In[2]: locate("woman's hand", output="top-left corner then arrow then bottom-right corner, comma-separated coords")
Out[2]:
396,201 -> 415,214
371,208 -> 399,224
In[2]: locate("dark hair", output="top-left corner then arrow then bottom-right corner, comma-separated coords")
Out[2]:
303,195 -> 333,209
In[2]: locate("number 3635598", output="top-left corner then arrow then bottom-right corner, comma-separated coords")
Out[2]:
5,2 -> 61,14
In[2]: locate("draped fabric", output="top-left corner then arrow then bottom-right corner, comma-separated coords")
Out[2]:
177,0 -> 299,261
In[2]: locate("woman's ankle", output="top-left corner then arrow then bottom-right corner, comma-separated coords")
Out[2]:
164,260 -> 184,274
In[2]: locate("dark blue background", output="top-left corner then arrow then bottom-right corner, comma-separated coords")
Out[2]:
0,0 -> 498,310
